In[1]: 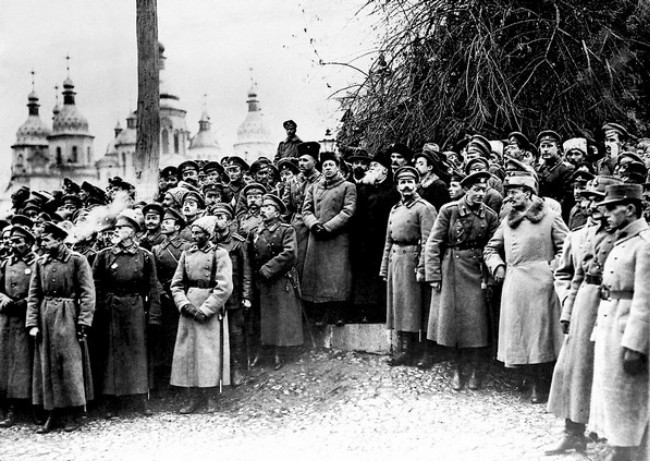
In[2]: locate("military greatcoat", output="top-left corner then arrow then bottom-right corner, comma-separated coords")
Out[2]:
0,252 -> 36,400
589,218 -> 650,447
93,242 -> 161,396
484,196 -> 568,366
302,174 -> 357,303
170,244 -> 233,387
425,196 -> 499,348
248,219 -> 304,347
380,195 -> 436,332
26,245 -> 95,410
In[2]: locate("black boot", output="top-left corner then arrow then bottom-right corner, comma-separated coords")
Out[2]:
544,420 -> 587,455
451,361 -> 463,391
466,349 -> 482,390
273,347 -> 285,371
416,341 -> 435,369
604,446 -> 635,461
0,406 -> 15,428
36,412 -> 57,434
530,364 -> 550,404
388,332 -> 412,366
179,388 -> 204,414
204,388 -> 219,414
140,396 -> 153,417
231,334 -> 246,387
63,407 -> 84,432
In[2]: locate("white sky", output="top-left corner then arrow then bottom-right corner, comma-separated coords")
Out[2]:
0,0 -> 378,176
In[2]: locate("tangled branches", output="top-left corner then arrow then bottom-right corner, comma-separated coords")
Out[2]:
337,0 -> 650,152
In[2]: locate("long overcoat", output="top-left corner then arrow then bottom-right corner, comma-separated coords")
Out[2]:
589,218 -> 650,447
484,197 -> 568,366
0,252 -> 36,400
425,197 -> 499,348
248,219 -> 304,347
281,170 -> 321,278
350,178 -> 399,306
548,222 -> 614,424
26,245 -> 95,410
170,244 -> 233,388
302,174 -> 356,303
93,243 -> 161,396
380,195 -> 436,332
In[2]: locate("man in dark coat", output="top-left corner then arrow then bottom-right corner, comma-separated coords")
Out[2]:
138,203 -> 165,251
350,151 -> 399,323
26,222 -> 95,433
0,225 -> 37,427
274,120 -> 302,163
151,208 -> 191,387
413,147 -> 451,212
212,204 -> 253,382
536,130 -> 576,221
92,212 -> 160,417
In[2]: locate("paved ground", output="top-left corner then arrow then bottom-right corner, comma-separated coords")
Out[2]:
0,349 -> 617,461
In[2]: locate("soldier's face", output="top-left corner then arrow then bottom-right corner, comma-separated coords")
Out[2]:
506,186 -> 529,209
280,169 -> 294,183
255,168 -> 270,185
604,131 -> 621,157
390,153 -> 406,172
246,193 -> 264,209
191,227 -> 209,246
182,169 -> 199,182
226,166 -> 243,182
163,193 -> 175,208
183,200 -> 199,218
285,126 -> 296,137
260,204 -> 280,221
539,141 -> 559,160
587,197 -> 604,220
161,219 -> 180,235
10,236 -> 30,256
604,203 -> 634,229
214,214 -> 231,231
414,157 -> 430,177
144,213 -> 161,231
207,170 -> 221,183
322,160 -> 339,179
397,178 -> 417,197
112,225 -> 134,245
205,192 -> 221,206
298,156 -> 316,173
565,149 -> 585,166
465,183 -> 487,205
40,233 -> 60,252
449,181 -> 464,200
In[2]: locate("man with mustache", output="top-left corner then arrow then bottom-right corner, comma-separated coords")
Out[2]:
347,149 -> 371,184
597,122 -> 632,176
380,166 -> 436,366
387,142 -> 412,175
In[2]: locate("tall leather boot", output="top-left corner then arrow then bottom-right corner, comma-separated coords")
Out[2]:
139,395 -> 153,417
179,387 -> 203,414
388,332 -> 412,366
0,405 -> 15,428
231,333 -> 246,387
63,407 -> 85,432
416,340 -> 435,369
466,349 -> 482,390
273,347 -> 285,371
36,411 -> 58,434
544,419 -> 587,455
204,388 -> 219,414
530,363 -> 551,404
451,351 -> 463,391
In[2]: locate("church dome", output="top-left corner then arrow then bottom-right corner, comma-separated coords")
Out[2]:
236,84 -> 272,144
189,111 -> 221,151
15,91 -> 50,145
51,77 -> 90,134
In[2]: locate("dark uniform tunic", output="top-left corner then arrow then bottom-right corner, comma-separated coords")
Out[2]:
538,159 -> 575,220
425,196 -> 499,348
0,252 -> 36,400
93,242 -> 160,396
274,135 -> 302,162
248,219 -> 303,347
137,230 -> 165,252
26,245 -> 95,410
380,195 -> 436,332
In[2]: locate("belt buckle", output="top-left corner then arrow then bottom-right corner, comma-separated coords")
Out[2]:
600,286 -> 610,301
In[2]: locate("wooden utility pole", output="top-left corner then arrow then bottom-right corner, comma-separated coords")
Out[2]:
134,0 -> 160,201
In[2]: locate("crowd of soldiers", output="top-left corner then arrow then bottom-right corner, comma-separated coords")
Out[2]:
0,118 -> 649,459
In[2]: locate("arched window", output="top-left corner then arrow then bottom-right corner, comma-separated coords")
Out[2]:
56,147 -> 63,165
173,131 -> 180,153
162,129 -> 169,154
87,146 -> 91,164
71,146 -> 78,163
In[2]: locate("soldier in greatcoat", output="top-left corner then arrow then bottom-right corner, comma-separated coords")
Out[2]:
151,208 -> 191,386
26,222 -> 95,433
248,194 -> 304,370
0,225 -> 37,427
138,203 -> 165,251
92,212 -> 160,417
281,142 -> 321,278
589,184 -> 649,461
302,151 -> 357,326
544,176 -> 620,455
170,216 -> 233,414
380,166 -> 436,366
235,183 -> 266,237
424,171 -> 499,387
212,203 -> 253,384
484,174 -> 568,403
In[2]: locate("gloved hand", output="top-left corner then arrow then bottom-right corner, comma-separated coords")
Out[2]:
181,303 -> 198,318
259,266 -> 272,280
312,224 -> 328,238
193,310 -> 209,323
76,325 -> 88,341
623,348 -> 647,375
560,321 -> 570,335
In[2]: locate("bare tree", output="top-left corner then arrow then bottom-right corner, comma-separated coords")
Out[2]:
134,0 -> 160,200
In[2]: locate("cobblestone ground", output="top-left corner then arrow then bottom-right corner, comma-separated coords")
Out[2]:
0,349 -> 617,461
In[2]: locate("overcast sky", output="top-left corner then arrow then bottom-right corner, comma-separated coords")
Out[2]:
0,0 -> 378,174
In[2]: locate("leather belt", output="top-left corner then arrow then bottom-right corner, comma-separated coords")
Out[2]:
585,274 -> 602,285
599,287 -> 634,300
186,280 -> 212,289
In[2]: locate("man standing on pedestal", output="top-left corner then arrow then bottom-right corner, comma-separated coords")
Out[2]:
274,120 -> 302,163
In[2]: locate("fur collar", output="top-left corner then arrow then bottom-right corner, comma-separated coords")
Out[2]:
506,196 -> 547,228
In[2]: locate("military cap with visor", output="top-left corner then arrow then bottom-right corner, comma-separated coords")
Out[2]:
598,183 -> 644,206
393,165 -> 420,183
461,171 -> 491,189
262,194 -> 286,214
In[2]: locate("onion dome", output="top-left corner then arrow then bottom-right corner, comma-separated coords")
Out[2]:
235,83 -> 272,144
189,110 -> 221,151
15,90 -> 51,145
52,77 -> 89,134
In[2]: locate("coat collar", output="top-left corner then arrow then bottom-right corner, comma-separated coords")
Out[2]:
258,218 -> 281,234
111,241 -> 139,255
458,196 -> 485,218
44,244 -> 71,264
8,251 -> 36,266
506,196 -> 547,228
187,241 -> 211,254
398,193 -> 423,209
614,218 -> 649,244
